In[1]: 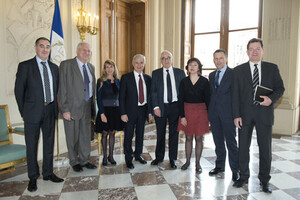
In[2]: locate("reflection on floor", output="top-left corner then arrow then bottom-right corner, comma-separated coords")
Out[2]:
1,123 -> 300,200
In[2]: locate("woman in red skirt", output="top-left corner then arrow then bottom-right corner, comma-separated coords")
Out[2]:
177,58 -> 210,173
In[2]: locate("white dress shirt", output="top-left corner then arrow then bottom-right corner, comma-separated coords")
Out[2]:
36,56 -> 54,102
134,70 -> 147,106
249,61 -> 262,84
76,57 -> 93,98
163,66 -> 178,103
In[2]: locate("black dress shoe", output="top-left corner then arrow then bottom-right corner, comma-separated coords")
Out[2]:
151,159 -> 162,165
196,166 -> 202,173
135,156 -> 147,164
209,167 -> 225,175
82,162 -> 97,169
170,160 -> 177,169
27,179 -> 37,192
43,174 -> 64,183
233,179 -> 248,188
108,157 -> 117,165
232,172 -> 240,182
72,164 -> 83,172
261,182 -> 272,193
126,161 -> 134,169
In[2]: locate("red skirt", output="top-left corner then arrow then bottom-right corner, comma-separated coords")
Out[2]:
177,103 -> 209,136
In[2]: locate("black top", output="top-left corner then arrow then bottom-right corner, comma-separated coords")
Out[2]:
96,78 -> 120,114
178,76 -> 210,117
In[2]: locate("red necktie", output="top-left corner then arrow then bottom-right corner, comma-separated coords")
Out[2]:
138,74 -> 144,104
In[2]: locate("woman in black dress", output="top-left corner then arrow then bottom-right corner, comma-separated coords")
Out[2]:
95,60 -> 123,165
177,58 -> 210,173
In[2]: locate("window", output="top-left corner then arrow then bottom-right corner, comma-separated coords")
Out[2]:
189,0 -> 262,76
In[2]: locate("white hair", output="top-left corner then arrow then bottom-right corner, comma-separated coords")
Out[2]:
160,50 -> 173,58
132,54 -> 146,65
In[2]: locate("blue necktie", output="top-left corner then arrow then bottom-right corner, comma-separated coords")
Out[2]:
82,64 -> 90,101
166,69 -> 172,103
215,70 -> 221,88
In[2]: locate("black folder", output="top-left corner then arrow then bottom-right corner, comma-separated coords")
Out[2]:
254,85 -> 273,102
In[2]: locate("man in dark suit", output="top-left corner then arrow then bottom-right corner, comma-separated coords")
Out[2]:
58,42 -> 97,172
14,37 -> 64,192
150,50 -> 185,169
120,54 -> 152,169
208,49 -> 239,181
232,38 -> 285,193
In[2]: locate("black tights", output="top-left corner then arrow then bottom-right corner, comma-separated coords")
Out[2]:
101,130 -> 116,160
183,134 -> 204,168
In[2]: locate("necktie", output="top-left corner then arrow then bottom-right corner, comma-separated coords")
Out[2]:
166,69 -> 172,103
215,70 -> 221,88
138,74 -> 144,104
41,62 -> 51,103
253,64 -> 259,105
82,64 -> 90,101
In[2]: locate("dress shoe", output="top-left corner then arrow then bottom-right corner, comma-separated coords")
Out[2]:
209,167 -> 225,175
108,157 -> 117,165
151,159 -> 162,165
135,156 -> 147,164
181,162 -> 190,170
82,162 -> 97,169
196,166 -> 202,173
43,174 -> 64,183
232,179 -> 248,188
72,164 -> 83,172
170,160 -> 177,169
27,179 -> 37,192
126,161 -> 134,169
232,172 -> 240,182
102,157 -> 108,166
260,182 -> 272,193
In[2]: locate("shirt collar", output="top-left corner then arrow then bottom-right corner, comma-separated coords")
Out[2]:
163,66 -> 173,72
76,57 -> 88,67
36,56 -> 48,64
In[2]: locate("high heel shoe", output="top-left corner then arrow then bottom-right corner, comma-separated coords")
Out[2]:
181,162 -> 190,170
108,156 -> 117,165
102,157 -> 108,166
196,165 -> 202,173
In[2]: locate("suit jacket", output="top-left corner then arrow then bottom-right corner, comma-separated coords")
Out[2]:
208,67 -> 234,123
232,61 -> 285,126
15,57 -> 59,123
151,67 -> 186,116
119,72 -> 152,120
58,57 -> 96,120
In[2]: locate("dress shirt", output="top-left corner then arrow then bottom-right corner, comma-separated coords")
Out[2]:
249,61 -> 262,84
36,56 -> 54,102
76,57 -> 93,98
215,65 -> 227,85
163,66 -> 178,103
134,70 -> 147,106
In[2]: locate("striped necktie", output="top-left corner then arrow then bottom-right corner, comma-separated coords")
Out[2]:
41,61 -> 51,103
253,64 -> 259,105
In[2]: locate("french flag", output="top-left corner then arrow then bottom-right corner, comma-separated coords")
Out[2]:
50,0 -> 65,65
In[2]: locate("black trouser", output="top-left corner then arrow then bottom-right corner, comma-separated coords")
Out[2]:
124,105 -> 147,162
238,106 -> 272,183
154,102 -> 179,161
24,103 -> 55,179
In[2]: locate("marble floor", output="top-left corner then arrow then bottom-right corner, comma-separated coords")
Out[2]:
1,123 -> 300,200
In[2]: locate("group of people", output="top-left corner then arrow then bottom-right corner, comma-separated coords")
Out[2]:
14,37 -> 284,194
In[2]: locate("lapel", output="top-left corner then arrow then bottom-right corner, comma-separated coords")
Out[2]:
72,57 -> 85,83
130,72 -> 138,97
32,57 -> 44,96
158,68 -> 164,94
48,61 -> 57,93
260,61 -> 266,86
210,70 -> 216,91
218,67 -> 230,90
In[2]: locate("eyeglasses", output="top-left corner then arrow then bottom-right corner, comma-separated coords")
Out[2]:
248,47 -> 262,52
161,56 -> 171,61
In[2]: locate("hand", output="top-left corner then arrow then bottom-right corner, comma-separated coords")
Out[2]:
234,117 -> 242,129
121,114 -> 128,123
63,112 -> 71,121
154,108 -> 161,117
259,96 -> 272,106
181,117 -> 187,127
101,113 -> 107,123
148,113 -> 153,121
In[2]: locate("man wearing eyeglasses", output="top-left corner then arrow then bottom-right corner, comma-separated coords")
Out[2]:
150,50 -> 185,169
232,38 -> 285,193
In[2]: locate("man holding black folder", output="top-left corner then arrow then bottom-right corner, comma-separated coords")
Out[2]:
232,38 -> 285,193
